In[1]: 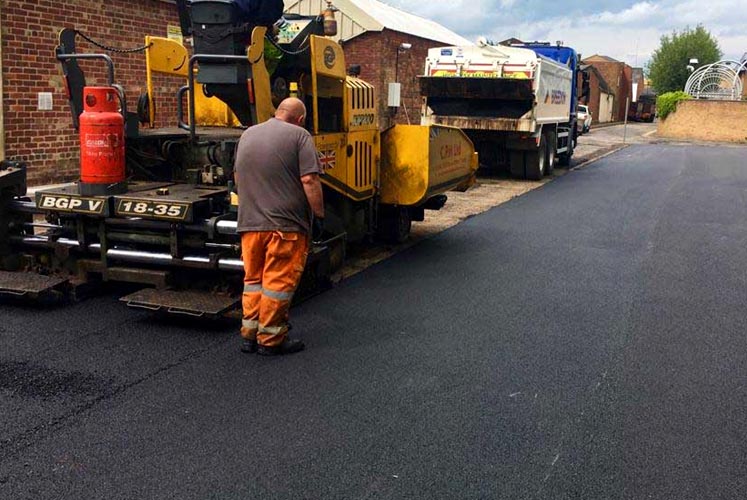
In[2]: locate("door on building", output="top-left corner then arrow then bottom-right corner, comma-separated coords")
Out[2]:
599,92 -> 615,123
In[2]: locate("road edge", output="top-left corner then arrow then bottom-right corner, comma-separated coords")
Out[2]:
571,144 -> 629,171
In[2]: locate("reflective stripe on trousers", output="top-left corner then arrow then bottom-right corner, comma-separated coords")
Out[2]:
243,283 -> 294,302
240,231 -> 309,347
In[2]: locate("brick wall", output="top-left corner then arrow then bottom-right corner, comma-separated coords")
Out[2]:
579,69 -> 600,124
583,60 -> 636,121
342,29 -> 448,129
1,0 -> 180,185
591,62 -> 622,120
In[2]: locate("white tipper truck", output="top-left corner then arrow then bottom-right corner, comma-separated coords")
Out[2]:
420,40 -> 583,180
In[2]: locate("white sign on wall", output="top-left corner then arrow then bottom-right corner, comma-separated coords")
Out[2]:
38,92 -> 53,111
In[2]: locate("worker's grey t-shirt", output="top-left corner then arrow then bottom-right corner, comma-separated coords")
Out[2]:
235,118 -> 321,234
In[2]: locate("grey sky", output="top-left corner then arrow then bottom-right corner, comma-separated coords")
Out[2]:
386,0 -> 747,66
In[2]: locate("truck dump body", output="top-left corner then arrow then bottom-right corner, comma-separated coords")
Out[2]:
420,77 -> 534,130
419,41 -> 579,177
519,44 -> 579,120
421,44 -> 573,133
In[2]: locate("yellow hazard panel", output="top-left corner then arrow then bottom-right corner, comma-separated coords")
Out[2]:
380,125 -> 477,206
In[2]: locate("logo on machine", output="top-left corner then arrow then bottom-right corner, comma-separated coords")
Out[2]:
351,113 -> 375,127
545,89 -> 568,105
440,143 -> 462,160
36,194 -> 108,215
323,46 -> 336,69
318,149 -> 336,171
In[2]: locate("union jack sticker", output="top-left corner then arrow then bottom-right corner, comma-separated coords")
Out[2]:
318,149 -> 336,171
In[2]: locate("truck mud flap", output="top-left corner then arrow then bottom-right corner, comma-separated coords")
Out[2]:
120,288 -> 239,319
0,270 -> 68,301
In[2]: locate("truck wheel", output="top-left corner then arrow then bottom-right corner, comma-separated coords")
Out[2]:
545,132 -> 556,176
509,151 -> 525,179
377,206 -> 411,244
525,137 -> 546,181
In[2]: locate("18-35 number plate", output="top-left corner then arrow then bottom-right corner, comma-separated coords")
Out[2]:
115,199 -> 190,221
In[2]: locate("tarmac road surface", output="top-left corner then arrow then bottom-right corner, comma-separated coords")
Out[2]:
2,143 -> 747,499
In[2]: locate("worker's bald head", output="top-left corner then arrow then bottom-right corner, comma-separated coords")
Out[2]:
275,97 -> 307,127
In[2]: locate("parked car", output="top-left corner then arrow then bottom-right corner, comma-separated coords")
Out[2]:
577,104 -> 592,134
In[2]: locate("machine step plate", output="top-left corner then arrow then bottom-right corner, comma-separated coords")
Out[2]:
120,288 -> 239,318
0,270 -> 68,298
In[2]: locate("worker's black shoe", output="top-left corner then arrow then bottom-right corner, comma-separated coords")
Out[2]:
257,338 -> 305,356
240,339 -> 258,354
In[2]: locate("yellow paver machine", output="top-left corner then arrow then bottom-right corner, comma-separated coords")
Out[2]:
0,0 -> 476,317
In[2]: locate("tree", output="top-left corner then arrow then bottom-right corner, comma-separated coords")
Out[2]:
647,25 -> 722,94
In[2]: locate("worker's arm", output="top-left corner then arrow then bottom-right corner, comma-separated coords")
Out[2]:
301,173 -> 324,219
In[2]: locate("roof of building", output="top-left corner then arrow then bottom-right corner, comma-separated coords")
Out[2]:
499,37 -> 524,46
284,0 -> 472,45
583,54 -> 621,63
580,64 -> 612,94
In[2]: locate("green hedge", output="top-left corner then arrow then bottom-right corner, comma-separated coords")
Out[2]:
656,91 -> 692,120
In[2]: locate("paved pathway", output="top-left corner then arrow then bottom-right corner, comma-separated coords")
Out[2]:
2,143 -> 747,499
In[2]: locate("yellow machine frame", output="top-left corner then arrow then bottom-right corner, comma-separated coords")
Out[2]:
144,36 -> 240,127
308,36 -> 378,202
142,33 -> 475,209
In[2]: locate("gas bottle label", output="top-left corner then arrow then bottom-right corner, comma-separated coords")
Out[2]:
85,134 -> 119,149
36,193 -> 109,216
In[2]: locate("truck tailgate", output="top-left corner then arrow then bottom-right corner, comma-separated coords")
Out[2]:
421,77 -> 536,132
420,76 -> 534,101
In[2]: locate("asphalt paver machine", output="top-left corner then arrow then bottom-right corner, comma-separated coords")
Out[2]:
0,0 -> 477,317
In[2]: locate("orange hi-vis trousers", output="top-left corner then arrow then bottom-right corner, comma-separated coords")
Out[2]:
240,231 -> 309,347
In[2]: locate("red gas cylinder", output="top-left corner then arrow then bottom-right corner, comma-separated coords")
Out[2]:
79,86 -> 125,185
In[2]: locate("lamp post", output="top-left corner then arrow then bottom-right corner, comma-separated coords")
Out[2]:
389,42 -> 412,125
394,42 -> 412,85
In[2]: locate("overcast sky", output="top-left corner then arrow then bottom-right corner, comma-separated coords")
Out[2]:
386,0 -> 747,67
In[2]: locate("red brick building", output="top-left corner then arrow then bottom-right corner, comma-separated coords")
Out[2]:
583,55 -> 639,122
0,0 -> 181,185
284,0 -> 471,128
578,64 -> 614,124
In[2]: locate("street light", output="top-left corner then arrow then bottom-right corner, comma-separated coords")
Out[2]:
390,42 -> 412,120
687,58 -> 699,73
394,42 -> 412,84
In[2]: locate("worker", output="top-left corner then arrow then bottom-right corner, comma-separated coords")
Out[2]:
234,97 -> 324,356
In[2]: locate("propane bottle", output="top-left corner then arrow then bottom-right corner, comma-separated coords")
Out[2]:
322,2 -> 338,37
79,86 -> 126,194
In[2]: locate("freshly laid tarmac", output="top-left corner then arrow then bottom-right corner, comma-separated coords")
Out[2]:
2,143 -> 747,499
